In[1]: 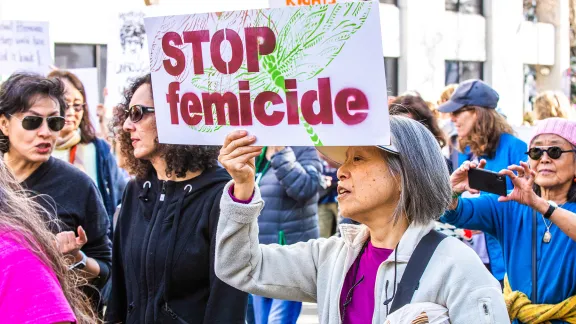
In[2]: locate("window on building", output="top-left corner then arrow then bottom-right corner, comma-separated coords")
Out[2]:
384,57 -> 398,96
379,0 -> 397,5
54,44 -> 107,102
445,60 -> 483,85
523,65 -> 537,115
445,0 -> 483,15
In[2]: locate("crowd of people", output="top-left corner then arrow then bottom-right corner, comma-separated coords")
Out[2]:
0,68 -> 575,324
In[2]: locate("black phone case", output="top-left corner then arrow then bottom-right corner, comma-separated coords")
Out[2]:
468,168 -> 507,196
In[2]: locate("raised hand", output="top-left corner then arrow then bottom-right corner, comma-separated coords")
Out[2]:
450,159 -> 487,195
218,131 -> 262,200
56,226 -> 88,260
497,161 -> 539,207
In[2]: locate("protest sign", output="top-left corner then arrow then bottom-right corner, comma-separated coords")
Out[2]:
105,10 -> 150,108
269,0 -> 337,7
68,68 -> 100,128
144,2 -> 389,146
0,20 -> 51,76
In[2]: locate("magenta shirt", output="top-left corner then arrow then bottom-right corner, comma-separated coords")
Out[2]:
0,234 -> 76,323
340,241 -> 393,324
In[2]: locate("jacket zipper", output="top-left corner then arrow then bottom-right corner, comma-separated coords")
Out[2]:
163,302 -> 188,324
160,181 -> 167,201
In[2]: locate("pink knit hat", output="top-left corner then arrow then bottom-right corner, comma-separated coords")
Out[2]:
529,118 -> 576,146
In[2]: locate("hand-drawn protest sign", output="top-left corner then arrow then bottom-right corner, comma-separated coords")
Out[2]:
269,0 -> 337,7
144,1 -> 389,146
105,10 -> 150,108
0,21 -> 51,76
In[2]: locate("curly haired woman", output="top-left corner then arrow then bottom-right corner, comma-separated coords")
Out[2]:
105,74 -> 247,323
0,155 -> 96,323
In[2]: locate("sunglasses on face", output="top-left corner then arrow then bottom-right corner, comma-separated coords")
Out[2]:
65,103 -> 86,112
10,115 -> 65,132
125,105 -> 155,123
526,146 -> 576,160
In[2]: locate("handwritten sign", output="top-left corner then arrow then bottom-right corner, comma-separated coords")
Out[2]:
144,2 -> 389,146
105,11 -> 149,108
269,0 -> 337,7
0,21 -> 51,76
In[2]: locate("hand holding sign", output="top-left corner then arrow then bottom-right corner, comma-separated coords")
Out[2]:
218,131 -> 263,200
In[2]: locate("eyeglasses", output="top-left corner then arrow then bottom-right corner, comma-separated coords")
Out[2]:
10,115 -> 65,132
65,103 -> 86,112
125,105 -> 155,123
526,146 -> 576,160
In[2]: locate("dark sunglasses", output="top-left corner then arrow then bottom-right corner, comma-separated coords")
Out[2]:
125,105 -> 155,123
10,115 -> 65,132
65,103 -> 86,112
526,146 -> 576,160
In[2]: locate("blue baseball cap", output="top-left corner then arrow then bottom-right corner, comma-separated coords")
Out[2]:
438,79 -> 499,113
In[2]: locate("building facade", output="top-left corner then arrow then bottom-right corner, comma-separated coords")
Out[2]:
0,0 -> 569,125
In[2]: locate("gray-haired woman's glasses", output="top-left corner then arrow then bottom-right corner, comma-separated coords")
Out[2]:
526,146 -> 576,160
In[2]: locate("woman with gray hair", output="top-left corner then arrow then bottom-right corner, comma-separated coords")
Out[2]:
215,116 -> 509,323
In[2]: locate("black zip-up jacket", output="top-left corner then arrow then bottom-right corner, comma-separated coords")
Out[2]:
105,166 -> 247,323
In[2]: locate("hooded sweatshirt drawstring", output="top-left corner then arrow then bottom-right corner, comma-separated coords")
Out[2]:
139,181 -> 152,202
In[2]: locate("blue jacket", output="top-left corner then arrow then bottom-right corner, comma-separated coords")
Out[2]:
257,147 -> 322,245
442,195 -> 576,324
94,138 -> 127,234
457,133 -> 527,281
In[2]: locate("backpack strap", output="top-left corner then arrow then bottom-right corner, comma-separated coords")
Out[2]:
388,230 -> 447,314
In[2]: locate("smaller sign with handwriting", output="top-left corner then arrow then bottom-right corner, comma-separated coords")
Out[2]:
0,21 -> 51,76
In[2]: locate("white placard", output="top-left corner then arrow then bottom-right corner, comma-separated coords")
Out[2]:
144,2 -> 389,146
68,68 -> 100,129
105,10 -> 149,108
0,20 -> 51,76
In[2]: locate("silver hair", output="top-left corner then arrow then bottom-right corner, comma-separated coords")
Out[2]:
385,116 -> 452,225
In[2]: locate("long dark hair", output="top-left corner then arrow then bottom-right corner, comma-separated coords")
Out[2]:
111,74 -> 219,179
47,70 -> 96,144
390,95 -> 447,148
0,73 -> 66,153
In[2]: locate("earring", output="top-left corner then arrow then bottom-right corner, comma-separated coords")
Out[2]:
573,177 -> 576,183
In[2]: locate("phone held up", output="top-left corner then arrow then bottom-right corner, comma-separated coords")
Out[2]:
468,168 -> 508,197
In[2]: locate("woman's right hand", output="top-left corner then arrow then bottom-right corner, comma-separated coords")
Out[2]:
450,159 -> 487,195
218,131 -> 262,200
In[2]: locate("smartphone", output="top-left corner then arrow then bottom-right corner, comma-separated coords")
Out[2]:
468,168 -> 508,196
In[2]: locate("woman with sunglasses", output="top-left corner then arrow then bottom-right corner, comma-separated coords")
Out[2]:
215,116 -> 509,323
105,74 -> 247,323
0,73 -> 112,311
438,79 -> 527,286
444,118 -> 576,323
48,70 -> 127,230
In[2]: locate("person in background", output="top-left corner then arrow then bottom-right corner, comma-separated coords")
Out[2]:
47,70 -> 127,227
318,152 -> 339,238
438,79 -> 527,287
0,73 -> 112,313
533,90 -> 571,121
105,74 -> 247,323
250,144 -> 322,324
443,118 -> 576,323
390,95 -> 449,171
0,155 -> 96,324
215,116 -> 509,324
